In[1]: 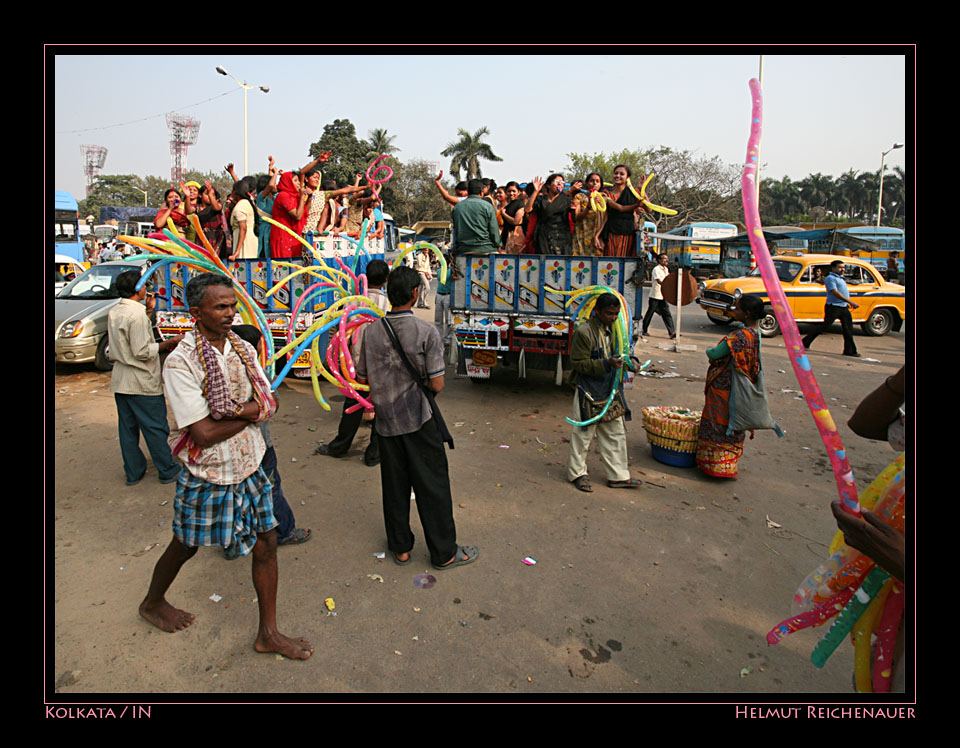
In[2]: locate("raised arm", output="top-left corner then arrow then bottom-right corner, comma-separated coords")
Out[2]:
434,170 -> 459,206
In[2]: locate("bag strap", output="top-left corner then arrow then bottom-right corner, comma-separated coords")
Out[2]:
380,317 -> 454,449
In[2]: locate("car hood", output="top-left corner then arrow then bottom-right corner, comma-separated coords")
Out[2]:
54,296 -> 120,333
704,276 -> 765,293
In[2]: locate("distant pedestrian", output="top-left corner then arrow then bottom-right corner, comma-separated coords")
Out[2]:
802,259 -> 860,357
641,253 -> 676,339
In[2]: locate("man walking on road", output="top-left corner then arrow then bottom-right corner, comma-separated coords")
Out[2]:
802,259 -> 860,357
108,269 -> 184,486
356,266 -> 478,571
641,253 -> 676,339
139,274 -> 312,660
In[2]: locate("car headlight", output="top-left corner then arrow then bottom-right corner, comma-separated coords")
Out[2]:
697,281 -> 706,294
59,320 -> 86,338
733,288 -> 743,300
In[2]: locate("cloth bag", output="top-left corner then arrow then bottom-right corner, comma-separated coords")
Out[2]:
728,352 -> 784,436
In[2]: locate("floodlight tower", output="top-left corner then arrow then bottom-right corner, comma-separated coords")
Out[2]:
166,113 -> 201,184
80,145 -> 108,195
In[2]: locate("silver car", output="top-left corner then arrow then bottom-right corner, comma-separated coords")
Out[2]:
54,259 -> 148,371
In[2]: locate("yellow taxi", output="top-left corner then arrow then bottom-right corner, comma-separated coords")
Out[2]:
696,254 -> 905,338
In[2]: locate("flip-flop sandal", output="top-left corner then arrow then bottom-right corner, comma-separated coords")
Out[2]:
433,545 -> 479,570
392,551 -> 412,566
278,528 -> 312,545
607,478 -> 641,489
572,476 -> 593,492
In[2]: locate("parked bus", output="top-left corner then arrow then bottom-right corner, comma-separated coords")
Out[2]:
54,191 -> 84,262
836,226 -> 905,279
659,222 -> 739,278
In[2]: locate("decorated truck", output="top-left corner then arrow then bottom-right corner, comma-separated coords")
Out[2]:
153,233 -> 386,377
450,253 -> 645,383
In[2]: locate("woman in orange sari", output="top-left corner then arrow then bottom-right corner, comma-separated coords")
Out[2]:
696,295 -> 765,478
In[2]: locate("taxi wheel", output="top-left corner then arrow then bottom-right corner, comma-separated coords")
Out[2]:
758,308 -> 781,338
862,308 -> 893,337
707,313 -> 733,326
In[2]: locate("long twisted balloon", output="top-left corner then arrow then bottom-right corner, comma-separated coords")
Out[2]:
741,78 -> 860,516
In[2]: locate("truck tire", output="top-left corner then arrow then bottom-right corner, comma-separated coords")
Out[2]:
862,308 -> 893,337
758,307 -> 781,338
94,334 -> 114,371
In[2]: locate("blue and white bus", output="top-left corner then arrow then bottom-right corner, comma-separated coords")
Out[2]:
837,226 -> 905,279
659,222 -> 739,278
54,190 -> 84,262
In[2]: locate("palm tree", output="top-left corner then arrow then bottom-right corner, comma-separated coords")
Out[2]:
798,173 -> 835,216
366,128 -> 400,161
836,169 -> 865,220
440,126 -> 503,182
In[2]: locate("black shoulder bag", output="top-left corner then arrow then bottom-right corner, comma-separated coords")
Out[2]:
380,317 -> 455,450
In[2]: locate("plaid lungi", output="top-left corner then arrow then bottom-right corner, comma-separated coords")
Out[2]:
173,467 -> 277,557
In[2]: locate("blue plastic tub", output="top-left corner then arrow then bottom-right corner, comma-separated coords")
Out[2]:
650,443 -> 697,468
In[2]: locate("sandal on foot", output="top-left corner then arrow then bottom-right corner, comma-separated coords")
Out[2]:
278,528 -> 312,546
572,476 -> 593,493
392,551 -> 412,566
433,545 -> 479,570
607,478 -> 641,489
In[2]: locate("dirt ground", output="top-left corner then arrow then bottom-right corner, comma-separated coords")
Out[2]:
49,302 -> 908,702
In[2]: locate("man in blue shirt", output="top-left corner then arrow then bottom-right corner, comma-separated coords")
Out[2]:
802,260 -> 860,357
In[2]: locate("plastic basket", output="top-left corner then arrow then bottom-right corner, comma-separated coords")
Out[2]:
641,406 -> 701,464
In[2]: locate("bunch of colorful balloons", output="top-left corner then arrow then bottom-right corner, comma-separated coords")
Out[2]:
560,285 -> 634,427
740,77 -> 905,691
117,214 -> 277,376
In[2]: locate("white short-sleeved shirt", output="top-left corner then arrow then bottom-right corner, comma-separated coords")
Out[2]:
230,200 -> 260,260
163,331 -> 266,485
650,264 -> 669,301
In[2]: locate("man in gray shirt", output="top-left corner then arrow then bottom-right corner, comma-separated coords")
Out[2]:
356,266 -> 478,570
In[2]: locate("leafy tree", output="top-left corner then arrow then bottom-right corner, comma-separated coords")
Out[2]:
441,126 -> 503,182
366,128 -> 400,161
309,119 -> 371,186
388,159 -> 455,226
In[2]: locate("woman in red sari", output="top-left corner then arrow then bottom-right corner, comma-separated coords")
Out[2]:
696,295 -> 765,478
270,171 -> 311,260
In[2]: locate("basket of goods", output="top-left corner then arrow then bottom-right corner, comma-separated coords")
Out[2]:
641,406 -> 701,467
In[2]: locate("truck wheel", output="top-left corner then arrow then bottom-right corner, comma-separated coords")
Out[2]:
94,335 -> 114,371
758,308 -> 781,338
707,312 -> 733,326
862,308 -> 893,337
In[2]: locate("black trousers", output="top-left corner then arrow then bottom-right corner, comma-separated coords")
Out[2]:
326,397 -> 379,462
378,417 -> 457,566
802,304 -> 858,355
642,298 -> 676,336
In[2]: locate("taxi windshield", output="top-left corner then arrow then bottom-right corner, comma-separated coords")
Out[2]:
747,260 -> 802,283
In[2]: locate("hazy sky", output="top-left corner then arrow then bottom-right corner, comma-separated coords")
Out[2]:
51,50 -> 909,200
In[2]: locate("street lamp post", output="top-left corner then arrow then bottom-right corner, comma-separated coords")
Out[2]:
876,142 -> 903,227
216,66 -> 269,177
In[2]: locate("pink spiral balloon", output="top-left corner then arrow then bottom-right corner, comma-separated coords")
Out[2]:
741,78 -> 860,516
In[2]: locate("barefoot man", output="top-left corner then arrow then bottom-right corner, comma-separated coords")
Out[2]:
138,274 -> 312,660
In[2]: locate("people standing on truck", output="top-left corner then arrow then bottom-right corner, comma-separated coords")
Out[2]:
567,293 -> 640,492
315,260 -> 390,466
522,182 -> 538,254
255,157 -> 280,260
228,177 -> 260,261
108,270 -> 184,487
154,188 -> 191,238
526,174 -> 575,255
800,259 -> 860,357
270,171 -> 312,260
572,172 -> 607,256
601,165 -> 647,258
196,181 -> 226,257
500,181 -> 526,253
641,253 -> 677,340
450,179 -> 501,255
356,266 -> 479,571
434,171 -> 468,206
